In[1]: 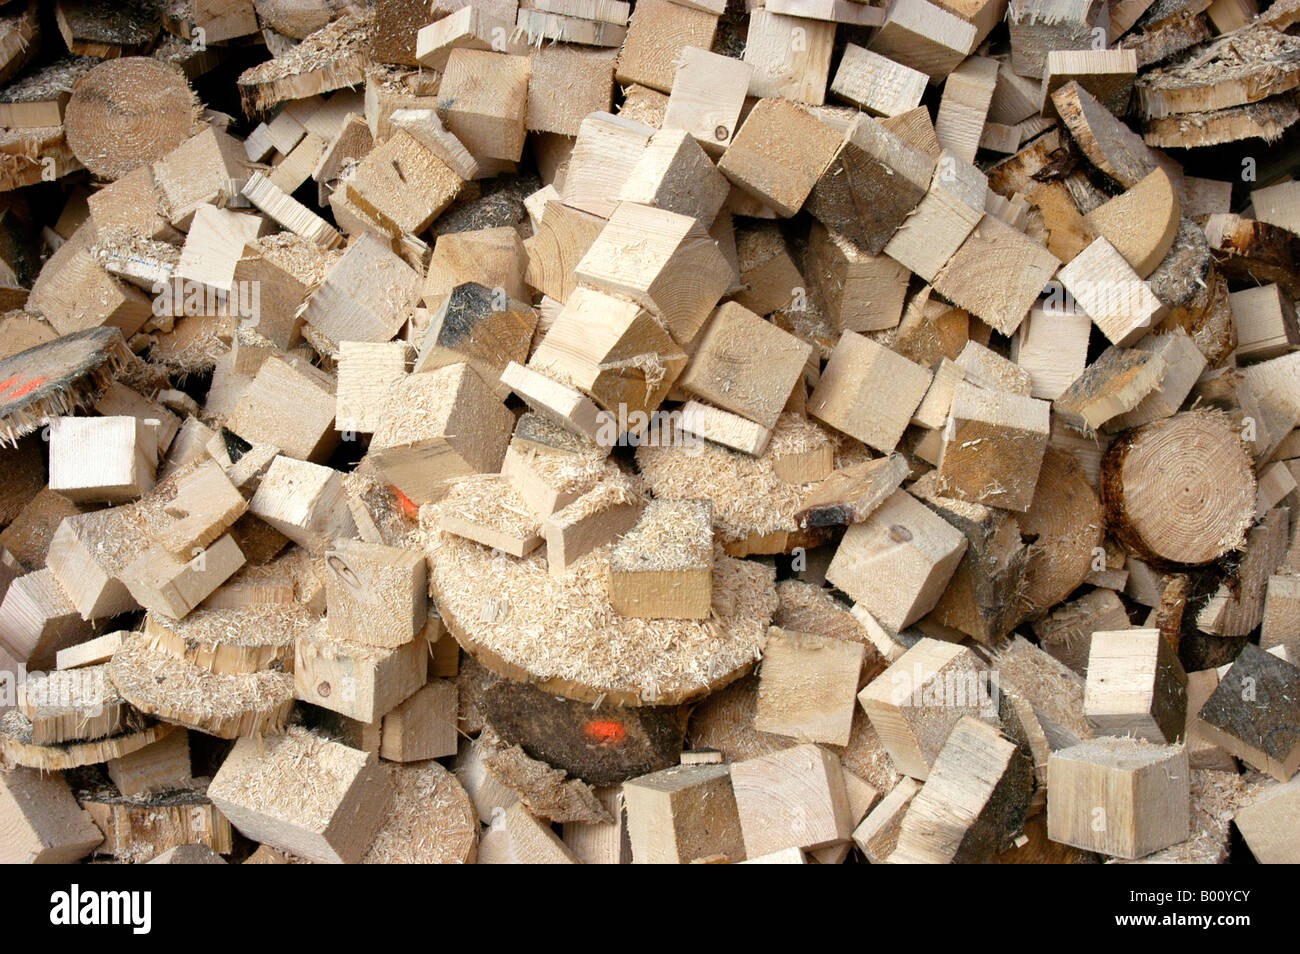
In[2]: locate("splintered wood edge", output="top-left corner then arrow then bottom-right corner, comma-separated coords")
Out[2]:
0,721 -> 176,771
0,326 -> 133,445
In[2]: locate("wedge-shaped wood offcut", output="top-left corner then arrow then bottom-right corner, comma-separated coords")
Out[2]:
574,202 -> 732,345
857,637 -> 992,778
808,113 -> 934,254
827,491 -> 969,632
0,767 -> 102,864
414,282 -> 537,399
936,382 -> 1050,512
209,727 -> 392,864
890,716 -> 1033,863
1041,49 -> 1138,118
1047,737 -> 1188,859
756,627 -> 866,746
1197,644 -> 1300,781
529,286 -> 686,420
1083,628 -> 1188,743
663,47 -> 752,152
831,43 -> 928,116
719,98 -> 844,219
295,628 -> 428,723
853,776 -> 921,862
809,332 -> 932,453
623,763 -> 745,863
731,743 -> 853,856
680,303 -> 812,429
933,214 -> 1060,336
48,416 -> 157,505
325,539 -> 426,649
609,498 -> 712,619
743,9 -> 835,106
1052,80 -> 1167,189
248,456 -> 358,552
370,364 -> 515,506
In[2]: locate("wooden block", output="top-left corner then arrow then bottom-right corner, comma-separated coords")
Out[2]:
562,786 -> 632,864
621,763 -> 744,863
48,416 -> 157,505
934,56 -> 999,163
424,225 -> 528,307
121,534 -> 246,621
380,680 -> 457,762
742,9 -> 835,106
810,223 -> 911,332
1033,588 -> 1130,675
883,151 -> 986,281
1233,778 -> 1300,864
437,50 -> 530,162
152,127 -> 250,230
523,202 -> 606,304
1011,302 -> 1091,400
529,285 -> 686,419
107,729 -> 192,798
574,202 -> 733,344
808,332 -> 932,453
663,47 -> 753,153
1262,573 -> 1300,661
479,801 -> 582,864
344,130 -> 464,237
827,491 -> 969,632
515,7 -> 627,46
324,539 -> 426,649
889,716 -> 1032,863
731,225 -> 800,315
618,128 -> 730,224
809,113 -> 935,254
755,627 -> 865,746
0,569 -> 93,670
560,111 -> 655,217
1007,0 -> 1107,79
1047,737 -> 1189,859
979,120 -> 1022,153
680,303 -> 812,429
1083,628 -> 1188,743
831,43 -> 928,116
55,632 -> 125,671
1252,179 -> 1300,237
248,456 -> 358,552
0,768 -> 102,864
226,356 -> 339,463
795,454 -> 910,529
415,6 -> 521,70
335,341 -> 412,436
731,743 -> 853,856
1057,235 -> 1165,346
1231,284 -> 1299,363
1080,170 -> 1179,281
853,776 -> 921,862
1197,506 -> 1289,638
302,234 -> 421,345
719,98 -> 844,219
935,382 -> 1050,512
295,629 -> 427,723
414,283 -> 537,399
1197,644 -> 1300,781
542,478 -> 645,576
86,165 -> 176,242
608,498 -> 712,619
676,401 -> 772,456
501,361 -> 608,443
1041,48 -> 1138,120
1108,328 -> 1206,431
209,727 -> 392,864
370,364 -> 515,505
869,0 -> 978,82
526,47 -> 616,137
27,239 -> 153,340
616,0 -> 719,93
154,461 -> 247,559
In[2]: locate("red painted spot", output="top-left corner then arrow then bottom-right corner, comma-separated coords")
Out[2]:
583,719 -> 627,746
392,486 -> 419,521
5,376 -> 45,400
0,376 -> 18,395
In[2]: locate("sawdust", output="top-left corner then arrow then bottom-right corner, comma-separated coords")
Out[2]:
610,498 -> 712,572
0,56 -> 97,104
362,761 -> 479,864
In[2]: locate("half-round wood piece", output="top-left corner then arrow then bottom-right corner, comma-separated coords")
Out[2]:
1019,447 -> 1105,615
0,326 -> 133,441
64,56 -> 197,181
0,710 -> 174,770
143,604 -> 316,675
427,529 -> 776,707
1052,80 -> 1165,189
109,634 -> 296,739
361,761 -> 478,864
1143,96 -> 1300,149
252,0 -> 352,39
1101,411 -> 1255,566
1083,167 -> 1181,278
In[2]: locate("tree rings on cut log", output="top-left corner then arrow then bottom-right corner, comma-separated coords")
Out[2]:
1019,447 -> 1105,616
361,761 -> 479,864
1101,411 -> 1255,566
109,634 -> 296,738
0,711 -> 175,770
425,526 -> 776,707
64,57 -> 197,181
0,326 -> 133,444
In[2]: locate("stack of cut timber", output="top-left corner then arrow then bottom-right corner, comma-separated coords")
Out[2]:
0,0 -> 1297,868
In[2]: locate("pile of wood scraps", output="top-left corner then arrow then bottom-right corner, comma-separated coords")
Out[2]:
1,0 -> 1299,866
